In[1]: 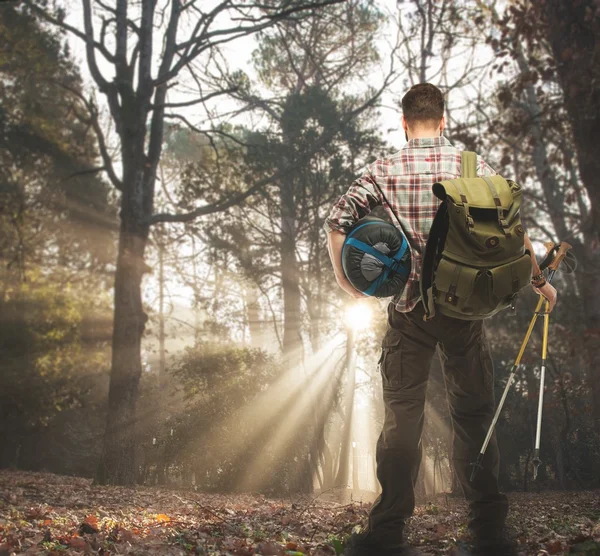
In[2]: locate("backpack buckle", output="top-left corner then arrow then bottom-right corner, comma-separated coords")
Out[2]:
466,214 -> 475,232
446,285 -> 458,305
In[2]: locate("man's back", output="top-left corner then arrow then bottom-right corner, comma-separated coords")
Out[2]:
324,135 -> 496,312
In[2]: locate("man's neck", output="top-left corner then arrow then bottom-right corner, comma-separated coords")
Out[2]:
407,131 -> 441,139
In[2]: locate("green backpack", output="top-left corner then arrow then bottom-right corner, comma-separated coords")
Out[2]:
420,151 -> 532,320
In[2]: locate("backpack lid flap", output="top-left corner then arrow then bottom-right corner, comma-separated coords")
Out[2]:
433,176 -> 513,209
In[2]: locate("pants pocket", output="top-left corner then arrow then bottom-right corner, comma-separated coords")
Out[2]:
380,330 -> 402,389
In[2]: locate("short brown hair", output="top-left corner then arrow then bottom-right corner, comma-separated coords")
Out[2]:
401,83 -> 444,128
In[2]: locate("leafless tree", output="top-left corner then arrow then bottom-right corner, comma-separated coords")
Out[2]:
25,0 -> 348,485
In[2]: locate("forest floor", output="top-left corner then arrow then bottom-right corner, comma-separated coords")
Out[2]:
0,470 -> 599,555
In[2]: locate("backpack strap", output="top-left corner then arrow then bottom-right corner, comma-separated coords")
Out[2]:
420,202 -> 449,320
458,151 -> 478,233
481,176 -> 511,238
462,151 -> 511,237
461,151 -> 478,178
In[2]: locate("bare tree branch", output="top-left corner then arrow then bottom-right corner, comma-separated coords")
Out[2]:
152,86 -> 239,109
151,64 -> 398,224
24,1 -> 115,66
53,80 -> 124,191
156,0 -> 345,85
80,0 -> 111,91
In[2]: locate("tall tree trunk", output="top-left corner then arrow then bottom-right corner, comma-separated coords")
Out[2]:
280,179 -> 302,361
322,441 -> 335,489
96,180 -> 151,486
523,448 -> 531,492
334,327 -> 356,487
537,0 -> 600,237
158,235 -> 166,384
352,441 -> 359,492
156,235 -> 167,486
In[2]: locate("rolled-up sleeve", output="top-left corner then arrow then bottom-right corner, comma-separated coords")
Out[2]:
323,164 -> 383,234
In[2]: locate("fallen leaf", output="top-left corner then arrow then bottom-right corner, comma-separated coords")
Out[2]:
120,528 -> 134,542
69,536 -> 88,550
546,540 -> 563,554
256,540 -> 285,555
79,518 -> 99,535
84,514 -> 98,528
434,523 -> 448,537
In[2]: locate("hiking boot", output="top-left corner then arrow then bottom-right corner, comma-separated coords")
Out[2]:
470,526 -> 519,556
343,529 -> 422,556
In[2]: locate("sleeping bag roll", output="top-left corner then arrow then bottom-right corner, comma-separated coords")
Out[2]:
342,216 -> 411,298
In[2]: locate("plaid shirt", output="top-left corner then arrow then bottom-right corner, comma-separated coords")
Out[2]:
324,136 -> 496,313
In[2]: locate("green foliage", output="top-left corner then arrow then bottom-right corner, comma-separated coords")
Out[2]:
137,343 -> 293,492
174,343 -> 278,400
0,277 -> 111,467
0,5 -> 116,282
252,1 -> 383,92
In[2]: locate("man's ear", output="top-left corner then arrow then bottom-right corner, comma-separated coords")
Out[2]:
401,115 -> 407,131
439,115 -> 446,134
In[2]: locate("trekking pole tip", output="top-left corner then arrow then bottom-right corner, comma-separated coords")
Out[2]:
469,454 -> 484,483
532,457 -> 542,480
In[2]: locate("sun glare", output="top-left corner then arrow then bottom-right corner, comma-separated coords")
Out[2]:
345,303 -> 373,331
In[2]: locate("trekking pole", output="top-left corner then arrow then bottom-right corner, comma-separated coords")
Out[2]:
469,241 -> 571,483
532,297 -> 550,480
531,241 -> 572,480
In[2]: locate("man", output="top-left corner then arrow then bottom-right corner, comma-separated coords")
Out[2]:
324,83 -> 557,556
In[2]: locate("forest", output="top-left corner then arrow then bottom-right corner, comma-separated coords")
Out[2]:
0,0 -> 599,554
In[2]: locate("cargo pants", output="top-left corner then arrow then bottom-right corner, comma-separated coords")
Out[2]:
364,300 -> 508,548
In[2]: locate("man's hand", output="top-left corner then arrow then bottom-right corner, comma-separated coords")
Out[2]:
336,276 -> 367,299
533,281 -> 557,312
327,229 -> 368,299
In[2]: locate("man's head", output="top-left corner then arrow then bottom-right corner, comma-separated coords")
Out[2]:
401,83 -> 445,140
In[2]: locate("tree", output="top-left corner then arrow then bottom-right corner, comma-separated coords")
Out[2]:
529,0 -> 600,448
533,0 -> 600,238
240,1 -> 396,361
0,5 -> 115,472
0,5 -> 115,285
471,0 -> 600,455
188,1 -> 397,491
25,0 -> 350,485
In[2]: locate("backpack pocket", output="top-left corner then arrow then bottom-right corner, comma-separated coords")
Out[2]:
434,253 -> 532,320
433,257 -> 485,317
488,252 -> 533,303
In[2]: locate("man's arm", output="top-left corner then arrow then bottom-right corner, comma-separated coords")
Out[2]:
327,230 -> 366,299
524,233 -> 542,276
524,232 -> 557,312
323,164 -> 383,298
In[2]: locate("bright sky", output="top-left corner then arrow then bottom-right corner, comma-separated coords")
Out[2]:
62,0 -> 499,151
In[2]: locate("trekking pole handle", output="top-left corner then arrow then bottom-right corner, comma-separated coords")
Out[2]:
545,241 -> 572,272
